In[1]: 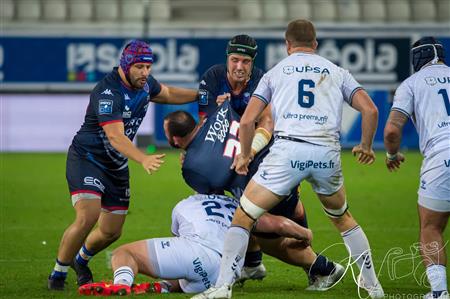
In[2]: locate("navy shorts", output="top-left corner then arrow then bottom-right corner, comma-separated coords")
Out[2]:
66,147 -> 130,214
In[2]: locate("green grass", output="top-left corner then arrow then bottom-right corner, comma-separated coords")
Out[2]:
0,150 -> 448,298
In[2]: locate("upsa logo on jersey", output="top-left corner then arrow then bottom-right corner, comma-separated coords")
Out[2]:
66,39 -> 199,82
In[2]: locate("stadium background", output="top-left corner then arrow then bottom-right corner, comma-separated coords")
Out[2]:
0,0 -> 449,298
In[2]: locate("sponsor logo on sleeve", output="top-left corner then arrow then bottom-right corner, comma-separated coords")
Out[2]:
99,100 -> 113,115
199,89 -> 208,105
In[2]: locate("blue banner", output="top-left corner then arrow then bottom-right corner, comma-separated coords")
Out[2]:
0,36 -> 416,85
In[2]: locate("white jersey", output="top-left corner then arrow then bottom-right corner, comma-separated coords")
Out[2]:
392,64 -> 450,156
171,194 -> 238,254
254,52 -> 362,149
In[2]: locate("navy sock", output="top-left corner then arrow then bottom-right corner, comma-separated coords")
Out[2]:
50,259 -> 70,279
309,254 -> 335,277
75,244 -> 95,266
244,250 -> 262,267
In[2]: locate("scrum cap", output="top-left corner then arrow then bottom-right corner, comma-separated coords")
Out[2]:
411,36 -> 445,72
226,34 -> 258,59
120,40 -> 153,75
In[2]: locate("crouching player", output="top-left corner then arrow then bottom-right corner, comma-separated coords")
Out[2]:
78,194 -> 313,295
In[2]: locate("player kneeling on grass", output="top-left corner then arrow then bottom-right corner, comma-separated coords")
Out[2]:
79,193 -> 316,296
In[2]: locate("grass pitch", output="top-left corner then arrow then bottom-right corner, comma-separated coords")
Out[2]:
0,150 -> 448,299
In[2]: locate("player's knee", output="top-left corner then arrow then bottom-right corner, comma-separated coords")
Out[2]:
240,195 -> 266,221
74,214 -> 99,231
100,228 -> 122,242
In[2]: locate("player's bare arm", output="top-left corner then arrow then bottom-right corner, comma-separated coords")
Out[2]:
231,96 -> 267,175
350,89 -> 378,165
102,122 -> 165,174
384,110 -> 408,171
251,105 -> 274,157
151,84 -> 197,104
255,213 -> 313,245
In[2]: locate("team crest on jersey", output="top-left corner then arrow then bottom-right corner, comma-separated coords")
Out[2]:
124,93 -> 130,100
199,89 -> 208,105
99,100 -> 113,115
283,66 -> 294,75
123,105 -> 132,118
424,77 -> 437,86
144,82 -> 149,93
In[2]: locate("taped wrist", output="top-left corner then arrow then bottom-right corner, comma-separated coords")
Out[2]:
251,127 -> 272,156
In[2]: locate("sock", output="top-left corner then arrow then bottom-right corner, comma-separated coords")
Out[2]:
426,264 -> 448,292
50,259 -> 70,279
215,226 -> 250,286
75,244 -> 95,266
309,254 -> 336,277
244,250 -> 262,268
341,225 -> 378,287
114,266 -> 134,286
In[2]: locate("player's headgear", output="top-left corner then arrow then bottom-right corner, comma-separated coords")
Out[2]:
226,34 -> 258,60
411,36 -> 445,72
120,40 -> 153,75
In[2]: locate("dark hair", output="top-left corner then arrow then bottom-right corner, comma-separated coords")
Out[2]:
285,19 -> 316,48
164,111 -> 196,137
226,34 -> 258,59
411,36 -> 445,72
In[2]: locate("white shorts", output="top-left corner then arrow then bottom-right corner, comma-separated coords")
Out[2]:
146,237 -> 221,293
253,139 -> 343,196
418,149 -> 450,201
418,195 -> 450,212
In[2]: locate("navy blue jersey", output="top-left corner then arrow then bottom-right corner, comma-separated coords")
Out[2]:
198,64 -> 264,118
182,101 -> 246,195
71,68 -> 161,170
183,101 -> 301,223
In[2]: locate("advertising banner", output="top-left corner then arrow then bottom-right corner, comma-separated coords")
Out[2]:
0,36 -> 416,87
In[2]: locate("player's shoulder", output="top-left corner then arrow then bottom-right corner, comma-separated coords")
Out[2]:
252,66 -> 265,79
91,69 -> 122,99
202,64 -> 227,79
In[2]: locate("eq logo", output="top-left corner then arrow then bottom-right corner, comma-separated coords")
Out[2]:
66,39 -> 199,83
83,176 -> 105,192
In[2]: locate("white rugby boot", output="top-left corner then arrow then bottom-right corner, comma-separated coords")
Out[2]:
190,285 -> 232,299
235,263 -> 266,285
357,274 -> 385,299
306,263 -> 345,291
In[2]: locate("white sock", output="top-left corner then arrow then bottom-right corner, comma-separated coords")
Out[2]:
426,264 -> 448,292
341,225 -> 379,287
113,266 -> 134,286
215,226 -> 250,286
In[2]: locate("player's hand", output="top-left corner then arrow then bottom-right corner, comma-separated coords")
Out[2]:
303,228 -> 313,246
216,93 -> 231,106
141,154 -> 165,174
352,144 -> 375,165
385,152 -> 405,172
294,228 -> 313,247
231,153 -> 251,175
